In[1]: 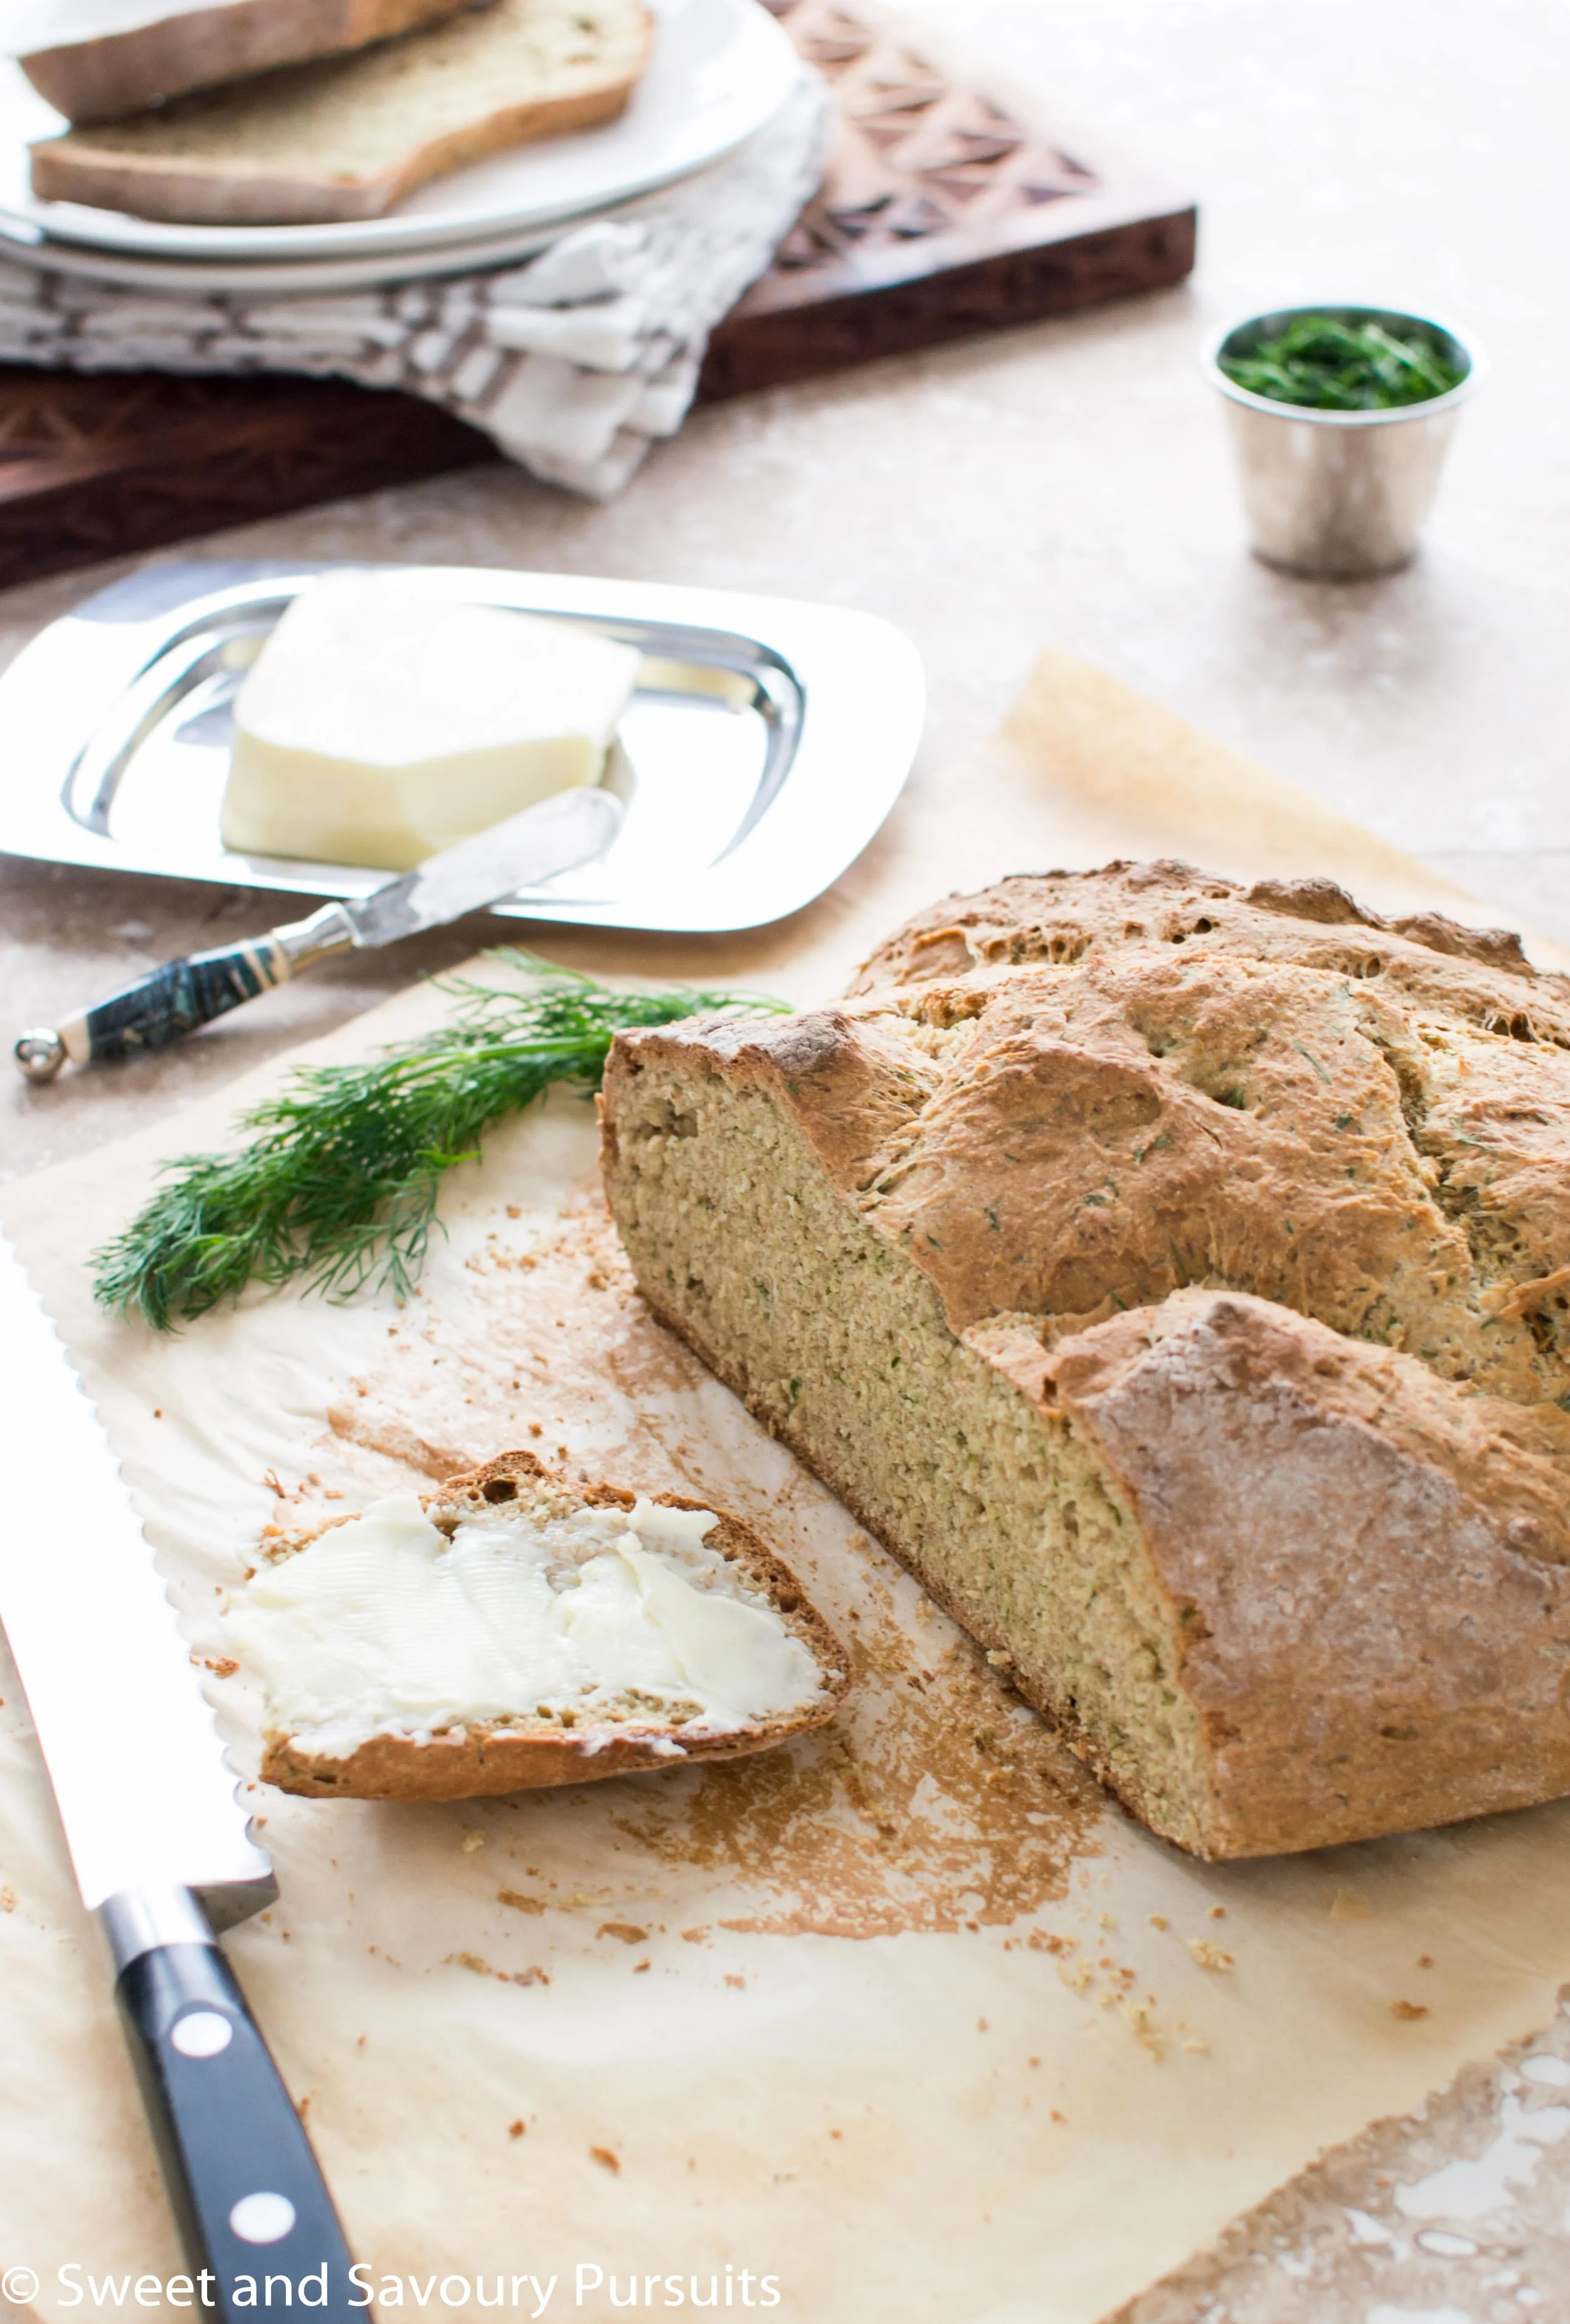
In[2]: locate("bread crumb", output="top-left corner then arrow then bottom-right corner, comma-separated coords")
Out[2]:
976,2018 -> 988,2032
1149,1914 -> 1169,1931
1206,1905 -> 1227,1920
508,2120 -> 525,2138
1188,1939 -> 1233,1973
724,1974 -> 745,1989
0,1886 -> 15,1913
1026,2056 -> 1041,2069
1098,1914 -> 1116,1930
1417,1954 -> 1434,1968
1183,2038 -> 1209,2054
681,1928 -> 710,1944
498,1889 -> 546,1915
589,2146 -> 620,2174
633,1960 -> 651,1973
460,1833 -> 484,1854
597,1923 -> 649,1945
1050,2110 -> 1066,2124
506,1206 -> 522,1219
828,2129 -> 841,2140
203,1656 -> 239,1677
1391,1999 -> 1429,2021
528,1422 -> 543,1438
1330,1889 -> 1368,1920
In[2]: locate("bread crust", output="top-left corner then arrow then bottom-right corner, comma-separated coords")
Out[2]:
28,0 -> 655,226
21,0 -> 476,127
600,861 -> 1570,1858
255,1450 -> 848,1801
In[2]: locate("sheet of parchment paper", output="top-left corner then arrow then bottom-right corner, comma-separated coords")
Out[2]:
4,649 -> 1569,2324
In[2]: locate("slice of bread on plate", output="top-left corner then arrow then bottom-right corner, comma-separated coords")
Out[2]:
227,1451 -> 848,1801
15,0 -> 478,128
28,0 -> 655,226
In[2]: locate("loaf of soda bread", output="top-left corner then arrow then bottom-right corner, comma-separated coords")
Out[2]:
237,1451 -> 847,1801
16,0 -> 478,126
600,863 -> 1570,1860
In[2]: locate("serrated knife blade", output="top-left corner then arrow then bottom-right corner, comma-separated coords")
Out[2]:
0,1235 -> 359,2316
0,1233 -> 270,1918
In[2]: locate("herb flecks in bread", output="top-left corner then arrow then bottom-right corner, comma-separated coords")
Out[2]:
600,862 -> 1570,1860
233,1450 -> 847,1800
29,0 -> 655,227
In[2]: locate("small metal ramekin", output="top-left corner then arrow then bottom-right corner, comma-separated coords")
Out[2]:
1203,303 -> 1486,579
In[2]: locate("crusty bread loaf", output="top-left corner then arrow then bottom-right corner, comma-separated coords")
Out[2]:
600,862 -> 1570,1860
28,0 -> 654,226
247,1451 -> 848,1801
18,0 -> 476,128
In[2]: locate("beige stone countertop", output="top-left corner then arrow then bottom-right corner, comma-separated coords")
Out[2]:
4,0 -> 1570,2315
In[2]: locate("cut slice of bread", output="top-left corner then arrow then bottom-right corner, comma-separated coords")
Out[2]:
28,0 -> 655,226
17,0 -> 478,128
233,1451 -> 848,1801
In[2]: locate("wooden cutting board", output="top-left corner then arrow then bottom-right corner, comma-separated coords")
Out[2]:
0,0 -> 1195,591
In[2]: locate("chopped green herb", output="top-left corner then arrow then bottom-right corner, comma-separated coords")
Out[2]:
92,952 -> 787,1330
1219,315 -> 1465,412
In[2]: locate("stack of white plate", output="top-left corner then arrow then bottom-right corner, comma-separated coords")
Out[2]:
0,0 -> 801,297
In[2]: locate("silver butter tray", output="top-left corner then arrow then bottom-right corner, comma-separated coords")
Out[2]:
0,561 -> 925,933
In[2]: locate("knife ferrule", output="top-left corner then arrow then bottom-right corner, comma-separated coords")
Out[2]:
269,901 -> 361,976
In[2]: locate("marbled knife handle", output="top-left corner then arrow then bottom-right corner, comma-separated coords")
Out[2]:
73,938 -> 292,1063
14,904 -> 354,1082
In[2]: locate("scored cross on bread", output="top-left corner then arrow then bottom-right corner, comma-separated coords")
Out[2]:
600,861 -> 1570,1861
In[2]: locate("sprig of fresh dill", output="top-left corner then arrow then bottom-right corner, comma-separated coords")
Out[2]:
92,951 -> 787,1331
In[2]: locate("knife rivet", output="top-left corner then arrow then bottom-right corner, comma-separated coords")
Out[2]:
170,2009 -> 233,2058
230,2192 -> 296,2245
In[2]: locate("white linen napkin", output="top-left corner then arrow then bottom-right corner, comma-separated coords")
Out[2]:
0,69 -> 827,499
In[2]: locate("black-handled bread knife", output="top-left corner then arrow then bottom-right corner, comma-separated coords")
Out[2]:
14,784 -> 623,1081
0,1234 -> 359,2317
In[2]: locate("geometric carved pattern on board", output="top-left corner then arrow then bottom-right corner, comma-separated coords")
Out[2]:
764,0 -> 1098,274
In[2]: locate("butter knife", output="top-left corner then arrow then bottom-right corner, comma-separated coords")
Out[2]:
0,1232 -> 359,2317
14,785 -> 623,1082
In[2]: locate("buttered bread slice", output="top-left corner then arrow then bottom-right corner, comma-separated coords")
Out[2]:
14,0 -> 477,127
29,0 -> 655,226
228,1452 -> 847,1800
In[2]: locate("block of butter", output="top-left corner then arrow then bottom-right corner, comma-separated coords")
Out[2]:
220,573 -> 642,873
